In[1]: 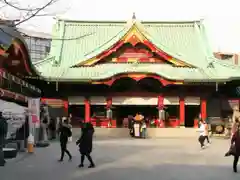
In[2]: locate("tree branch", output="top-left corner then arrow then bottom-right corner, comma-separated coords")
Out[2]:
0,0 -> 61,26
2,0 -> 58,11
0,4 -> 7,9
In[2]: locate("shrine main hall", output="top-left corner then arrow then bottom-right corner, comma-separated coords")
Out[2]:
23,16 -> 240,128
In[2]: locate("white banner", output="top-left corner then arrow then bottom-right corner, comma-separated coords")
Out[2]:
185,97 -> 200,105
112,96 -> 158,105
68,96 -> 85,105
28,98 -> 40,128
163,97 -> 179,105
90,96 -> 106,105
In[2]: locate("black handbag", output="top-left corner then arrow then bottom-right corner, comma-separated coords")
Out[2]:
225,144 -> 236,156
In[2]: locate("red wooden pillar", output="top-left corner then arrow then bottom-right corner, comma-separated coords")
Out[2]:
179,97 -> 185,126
201,98 -> 207,121
84,98 -> 90,122
63,100 -> 69,116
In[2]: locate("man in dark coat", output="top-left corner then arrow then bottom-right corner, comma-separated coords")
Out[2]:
0,112 -> 8,166
16,116 -> 29,151
128,116 -> 134,137
58,120 -> 72,162
76,123 -> 95,168
231,124 -> 240,173
48,118 -> 56,140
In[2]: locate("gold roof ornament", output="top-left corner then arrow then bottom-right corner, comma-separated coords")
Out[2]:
132,12 -> 136,20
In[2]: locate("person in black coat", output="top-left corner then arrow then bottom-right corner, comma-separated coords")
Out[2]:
16,115 -> 29,149
231,124 -> 240,173
58,120 -> 72,162
48,118 -> 56,140
76,123 -> 95,168
128,116 -> 134,137
0,112 -> 8,166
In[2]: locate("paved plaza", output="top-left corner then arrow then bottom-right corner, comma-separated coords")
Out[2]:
0,137 -> 240,180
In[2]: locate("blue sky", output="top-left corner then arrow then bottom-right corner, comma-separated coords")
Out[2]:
1,0 -> 240,52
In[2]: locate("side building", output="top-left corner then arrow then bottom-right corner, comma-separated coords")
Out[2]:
27,16 -> 240,128
0,19 -> 41,106
18,28 -> 51,63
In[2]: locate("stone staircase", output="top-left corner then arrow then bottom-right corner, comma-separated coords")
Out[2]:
147,128 -> 198,138
72,127 -> 199,139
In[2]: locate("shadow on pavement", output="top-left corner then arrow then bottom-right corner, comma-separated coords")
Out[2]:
71,163 -> 240,180
0,139 -> 238,180
0,142 -> 152,180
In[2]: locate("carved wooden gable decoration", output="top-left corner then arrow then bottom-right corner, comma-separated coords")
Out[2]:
77,23 -> 193,67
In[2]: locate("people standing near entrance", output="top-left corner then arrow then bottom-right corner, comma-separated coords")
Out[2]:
58,120 -> 72,162
231,124 -> 240,173
0,112 -> 8,166
76,122 -> 95,168
128,116 -> 134,137
198,119 -> 206,149
140,120 -> 147,139
134,113 -> 144,138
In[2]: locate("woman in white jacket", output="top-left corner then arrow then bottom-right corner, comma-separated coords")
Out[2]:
198,120 -> 207,149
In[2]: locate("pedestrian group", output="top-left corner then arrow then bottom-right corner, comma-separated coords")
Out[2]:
1,111 -> 240,173
57,118 -> 95,168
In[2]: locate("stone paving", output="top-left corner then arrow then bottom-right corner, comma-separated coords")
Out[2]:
0,137 -> 240,180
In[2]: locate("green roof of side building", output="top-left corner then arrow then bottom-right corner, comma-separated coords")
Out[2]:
34,18 -> 240,82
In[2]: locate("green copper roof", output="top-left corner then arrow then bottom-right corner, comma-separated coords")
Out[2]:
42,20 -> 211,68
35,61 -> 240,82
33,18 -> 240,82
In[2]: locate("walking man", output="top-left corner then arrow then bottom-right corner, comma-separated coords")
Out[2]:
58,120 -> 72,162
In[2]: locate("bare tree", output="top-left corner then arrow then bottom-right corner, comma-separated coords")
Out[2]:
0,0 -> 62,26
0,0 -> 91,44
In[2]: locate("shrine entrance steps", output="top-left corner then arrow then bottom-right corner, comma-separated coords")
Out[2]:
72,127 -> 198,139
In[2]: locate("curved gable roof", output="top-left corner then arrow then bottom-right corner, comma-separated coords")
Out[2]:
0,24 -> 38,75
45,18 -> 211,68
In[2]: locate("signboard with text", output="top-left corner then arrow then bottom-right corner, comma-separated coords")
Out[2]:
28,98 -> 40,128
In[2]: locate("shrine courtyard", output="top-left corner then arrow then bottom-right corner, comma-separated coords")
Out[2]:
0,138 -> 240,180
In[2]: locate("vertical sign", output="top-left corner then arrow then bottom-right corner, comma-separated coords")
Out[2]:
28,98 -> 40,128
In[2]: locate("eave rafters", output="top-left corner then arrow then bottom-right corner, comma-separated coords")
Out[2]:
74,22 -> 194,67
